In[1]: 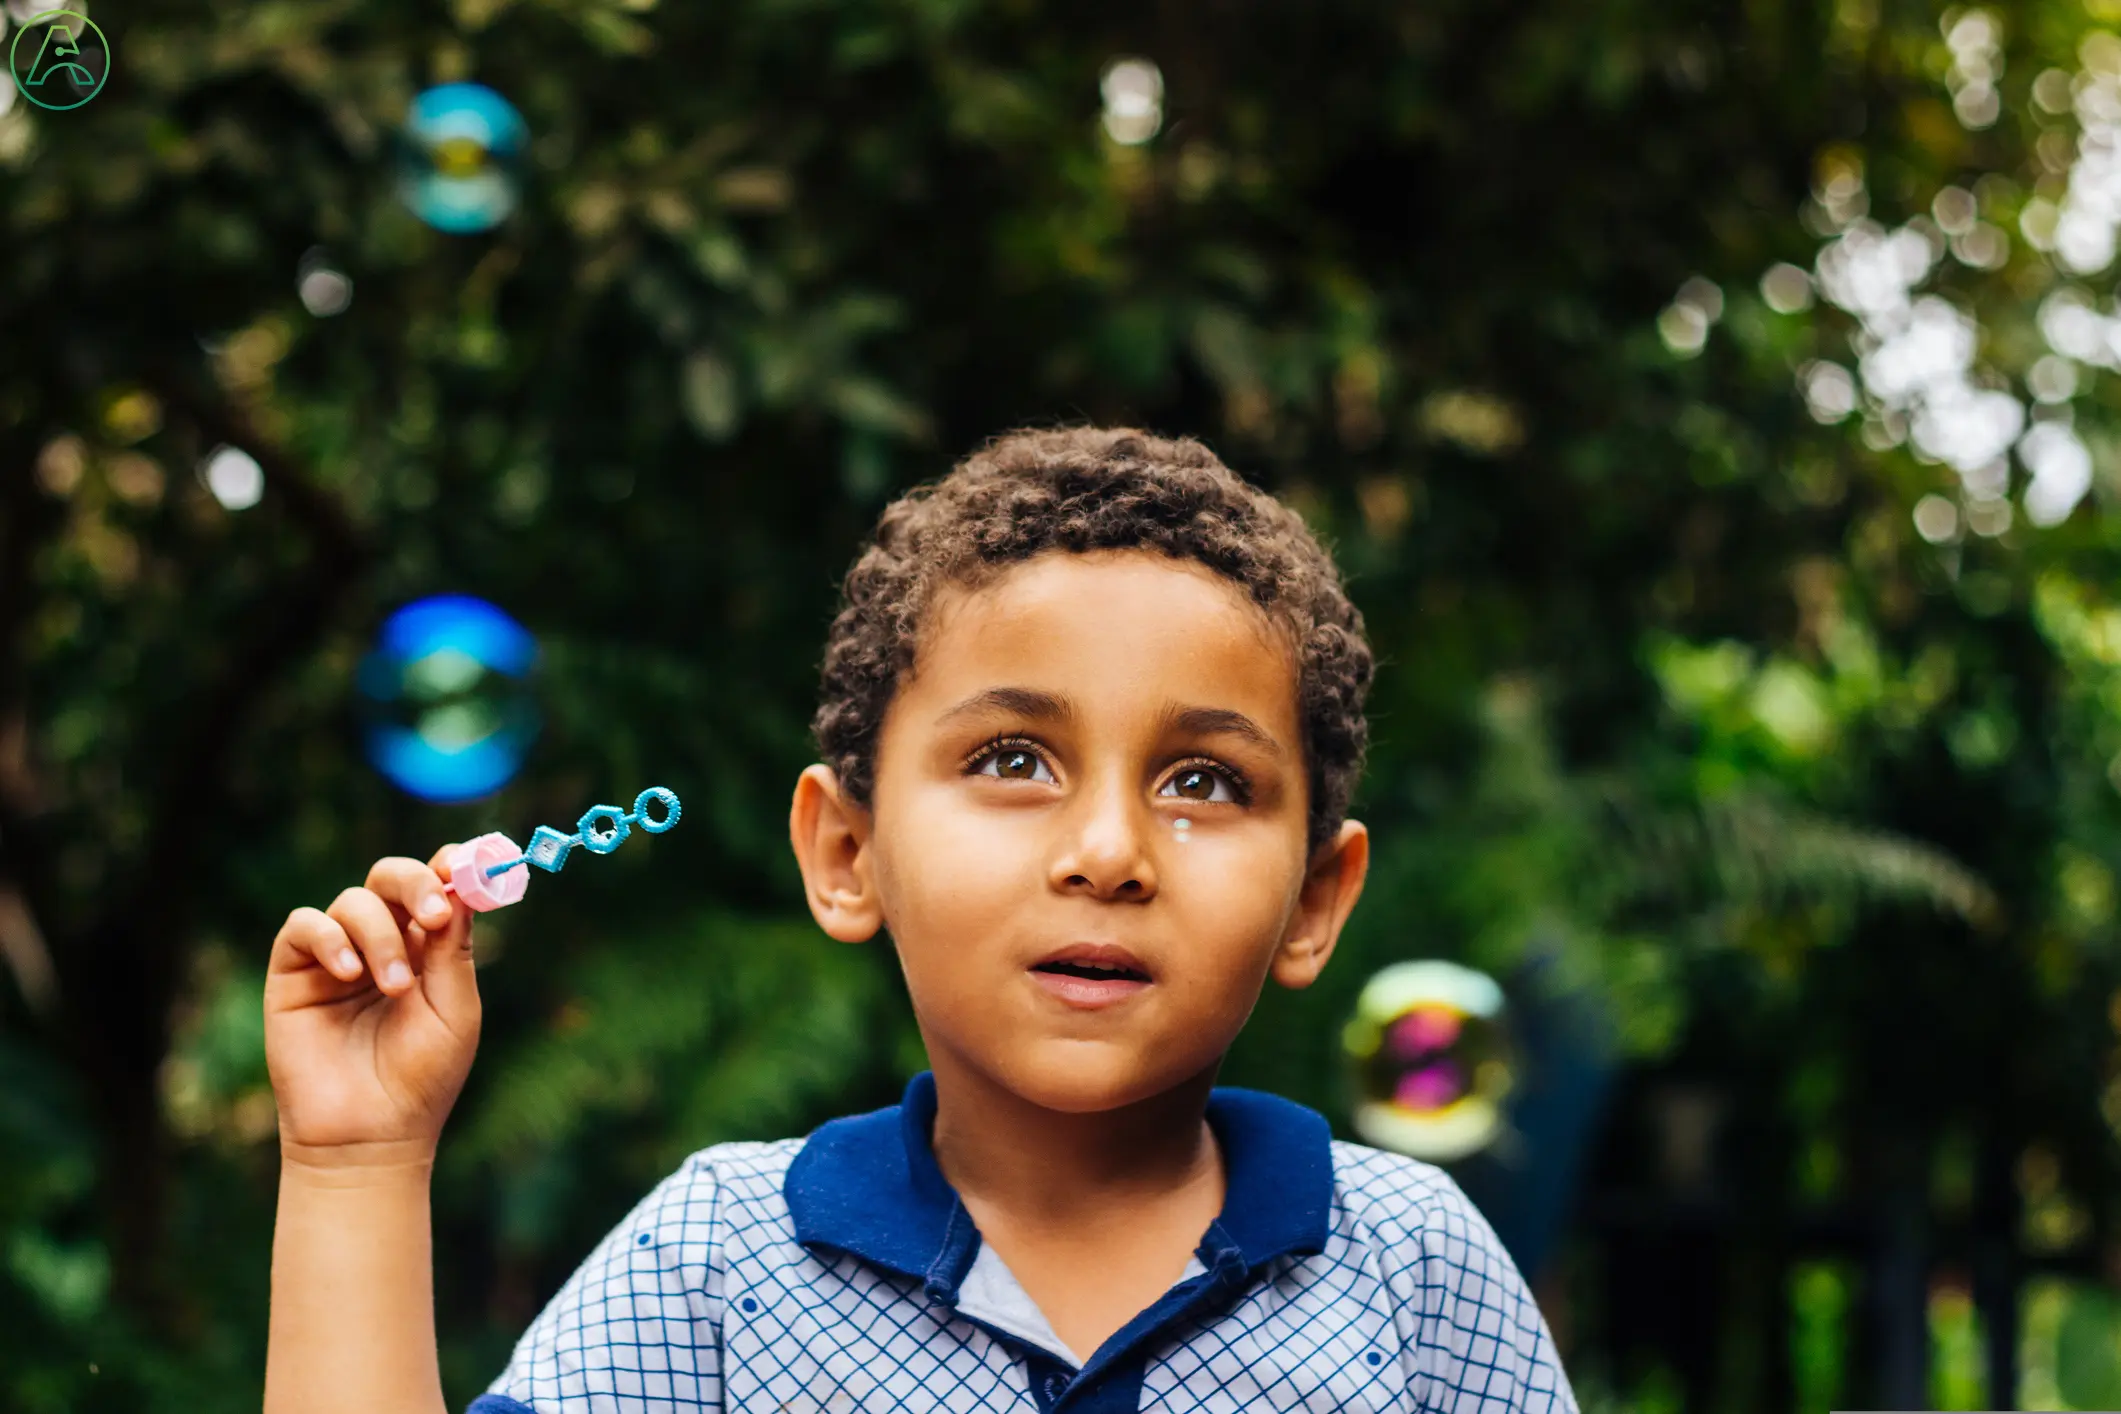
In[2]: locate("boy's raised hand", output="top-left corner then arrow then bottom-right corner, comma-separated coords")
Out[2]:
265,848 -> 483,1163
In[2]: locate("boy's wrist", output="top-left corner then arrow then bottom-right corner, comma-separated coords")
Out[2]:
279,1136 -> 439,1184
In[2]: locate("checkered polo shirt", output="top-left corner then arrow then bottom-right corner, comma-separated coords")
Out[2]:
468,1072 -> 1578,1413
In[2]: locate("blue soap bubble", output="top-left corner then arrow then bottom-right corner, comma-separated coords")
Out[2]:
358,594 -> 539,803
395,83 -> 528,234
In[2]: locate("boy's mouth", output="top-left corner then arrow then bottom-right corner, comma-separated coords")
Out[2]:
1028,943 -> 1153,1007
1033,959 -> 1150,980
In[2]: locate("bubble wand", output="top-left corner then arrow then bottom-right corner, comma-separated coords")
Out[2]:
441,786 -> 682,911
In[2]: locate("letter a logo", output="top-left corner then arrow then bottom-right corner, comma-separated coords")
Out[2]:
9,12 -> 110,111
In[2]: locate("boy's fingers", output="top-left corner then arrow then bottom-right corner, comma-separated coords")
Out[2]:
365,855 -> 453,932
327,887 -> 416,994
273,907 -> 365,982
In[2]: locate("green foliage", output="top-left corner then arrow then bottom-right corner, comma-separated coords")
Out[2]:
10,0 -> 2121,1409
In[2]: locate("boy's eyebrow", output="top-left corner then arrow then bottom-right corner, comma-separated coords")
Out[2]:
936,687 -> 1286,757
1158,704 -> 1286,758
938,686 -> 1075,727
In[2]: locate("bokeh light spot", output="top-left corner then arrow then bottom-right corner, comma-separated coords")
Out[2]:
1760,263 -> 1814,314
1932,186 -> 1978,236
297,247 -> 353,316
198,445 -> 263,510
1800,362 -> 1857,423
1950,222 -> 2009,270
2022,422 -> 2095,525
2029,354 -> 2079,405
1913,494 -> 1960,544
1658,303 -> 1708,356
1100,58 -> 1163,145
1658,277 -> 1723,356
1966,496 -> 2014,538
2033,67 -> 2074,114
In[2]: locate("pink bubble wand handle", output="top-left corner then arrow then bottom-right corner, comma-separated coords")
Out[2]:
440,786 -> 682,912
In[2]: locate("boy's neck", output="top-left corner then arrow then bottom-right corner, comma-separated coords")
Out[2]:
925,1056 -> 1226,1230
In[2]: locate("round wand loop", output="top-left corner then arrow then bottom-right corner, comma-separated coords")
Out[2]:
635,786 -> 681,833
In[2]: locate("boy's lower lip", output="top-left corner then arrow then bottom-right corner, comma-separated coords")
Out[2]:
1028,970 -> 1152,1007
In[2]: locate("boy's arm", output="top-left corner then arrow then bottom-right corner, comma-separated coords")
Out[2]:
1405,1172 -> 1578,1413
265,1142 -> 449,1414
474,1158 -> 727,1414
260,853 -> 483,1414
1351,1153 -> 1578,1414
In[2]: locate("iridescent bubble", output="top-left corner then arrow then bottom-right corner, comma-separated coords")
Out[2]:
1342,961 -> 1516,1162
395,83 -> 528,234
358,595 -> 539,802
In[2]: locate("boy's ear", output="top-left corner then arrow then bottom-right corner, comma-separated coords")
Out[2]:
1269,819 -> 1369,990
789,764 -> 885,944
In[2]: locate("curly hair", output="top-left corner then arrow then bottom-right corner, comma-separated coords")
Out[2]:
810,426 -> 1374,858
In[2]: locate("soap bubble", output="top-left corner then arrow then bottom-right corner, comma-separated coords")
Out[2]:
1342,961 -> 1516,1162
358,595 -> 539,802
395,83 -> 528,234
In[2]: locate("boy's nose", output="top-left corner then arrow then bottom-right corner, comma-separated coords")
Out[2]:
1049,778 -> 1162,900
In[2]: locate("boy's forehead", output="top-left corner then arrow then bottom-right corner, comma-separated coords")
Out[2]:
911,551 -> 1300,717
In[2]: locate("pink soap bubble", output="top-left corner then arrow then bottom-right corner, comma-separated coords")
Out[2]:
442,831 -> 531,912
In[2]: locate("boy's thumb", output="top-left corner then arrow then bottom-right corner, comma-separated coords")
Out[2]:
420,852 -> 483,1031
413,902 -> 482,1044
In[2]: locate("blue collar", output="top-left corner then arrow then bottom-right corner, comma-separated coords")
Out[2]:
784,1071 -> 1334,1300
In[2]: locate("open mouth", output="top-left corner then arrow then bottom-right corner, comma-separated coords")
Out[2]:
1031,958 -> 1151,983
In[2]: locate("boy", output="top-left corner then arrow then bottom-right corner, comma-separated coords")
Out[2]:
263,427 -> 1579,1412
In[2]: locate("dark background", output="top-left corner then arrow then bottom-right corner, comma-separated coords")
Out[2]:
6,1 -> 2121,1409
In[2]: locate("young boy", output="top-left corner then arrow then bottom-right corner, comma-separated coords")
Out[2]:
263,427 -> 1579,1413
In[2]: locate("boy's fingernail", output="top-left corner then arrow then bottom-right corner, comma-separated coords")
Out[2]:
420,894 -> 447,919
384,961 -> 414,988
337,949 -> 359,975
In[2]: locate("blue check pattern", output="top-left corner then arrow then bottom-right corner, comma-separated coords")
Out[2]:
468,1074 -> 1577,1413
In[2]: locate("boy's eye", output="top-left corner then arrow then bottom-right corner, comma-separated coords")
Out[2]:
974,746 -> 1055,783
1161,765 -> 1240,804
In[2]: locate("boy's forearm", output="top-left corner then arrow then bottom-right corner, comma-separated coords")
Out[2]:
265,1147 -> 451,1414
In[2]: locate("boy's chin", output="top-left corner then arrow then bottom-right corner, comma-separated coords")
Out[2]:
997,1042 -> 1221,1115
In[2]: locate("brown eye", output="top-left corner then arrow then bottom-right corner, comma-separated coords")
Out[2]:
972,743 -> 1055,783
1163,765 -> 1239,803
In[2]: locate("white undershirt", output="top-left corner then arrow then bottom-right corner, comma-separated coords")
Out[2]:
952,1241 -> 1210,1370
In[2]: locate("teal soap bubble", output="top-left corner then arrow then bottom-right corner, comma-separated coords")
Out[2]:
396,83 -> 528,234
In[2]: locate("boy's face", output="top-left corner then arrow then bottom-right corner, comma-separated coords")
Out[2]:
791,548 -> 1369,1115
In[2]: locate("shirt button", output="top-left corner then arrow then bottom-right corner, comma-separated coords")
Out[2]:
1043,1372 -> 1070,1401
